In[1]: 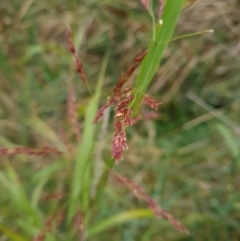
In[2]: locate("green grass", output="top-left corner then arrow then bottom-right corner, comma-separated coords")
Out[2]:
1,0 -> 240,240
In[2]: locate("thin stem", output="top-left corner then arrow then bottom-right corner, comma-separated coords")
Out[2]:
149,0 -> 156,41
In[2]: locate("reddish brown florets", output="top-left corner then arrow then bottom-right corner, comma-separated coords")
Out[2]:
92,50 -> 157,162
110,171 -> 189,234
140,0 -> 165,20
140,0 -> 150,10
112,130 -> 128,161
113,51 -> 147,97
112,94 -> 134,161
144,94 -> 161,110
66,27 -> 88,86
68,83 -> 81,141
92,98 -> 116,124
158,0 -> 165,19
93,50 -> 146,126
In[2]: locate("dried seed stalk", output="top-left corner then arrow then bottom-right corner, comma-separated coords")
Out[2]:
66,27 -> 88,86
0,147 -> 61,156
111,171 -> 189,234
67,82 -> 81,141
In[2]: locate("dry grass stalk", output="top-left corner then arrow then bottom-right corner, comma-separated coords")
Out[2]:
66,27 -> 88,86
92,98 -> 116,124
0,147 -> 61,156
67,82 -> 81,141
110,171 -> 189,234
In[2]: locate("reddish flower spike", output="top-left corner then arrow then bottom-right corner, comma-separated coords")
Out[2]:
112,94 -> 134,162
112,130 -> 128,161
67,82 -> 81,141
144,94 -> 161,111
140,0 -> 150,10
110,171 -> 189,234
158,0 -> 165,19
92,98 -> 116,124
93,50 -> 146,125
66,27 -> 88,86
113,51 -> 147,97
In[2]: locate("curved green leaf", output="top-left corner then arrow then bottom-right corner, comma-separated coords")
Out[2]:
86,209 -> 154,238
133,0 -> 185,114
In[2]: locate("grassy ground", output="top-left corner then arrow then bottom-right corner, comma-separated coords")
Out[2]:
1,0 -> 240,240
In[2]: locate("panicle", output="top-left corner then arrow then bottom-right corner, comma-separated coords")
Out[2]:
158,0 -> 165,19
140,0 -> 150,10
67,82 -> 81,141
110,171 -> 189,234
66,27 -> 88,86
113,51 -> 147,97
115,94 -> 133,111
144,94 -> 161,110
93,50 -> 146,125
92,98 -> 116,124
112,94 -> 134,162
112,129 -> 127,161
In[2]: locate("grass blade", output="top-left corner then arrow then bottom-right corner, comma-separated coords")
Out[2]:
86,209 -> 154,238
69,53 -> 109,219
133,0 -> 185,114
0,224 -> 28,241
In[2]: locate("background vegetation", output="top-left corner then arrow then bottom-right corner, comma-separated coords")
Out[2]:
1,0 -> 240,240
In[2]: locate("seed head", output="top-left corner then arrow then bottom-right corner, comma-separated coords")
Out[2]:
144,94 -> 161,110
111,171 -> 189,234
